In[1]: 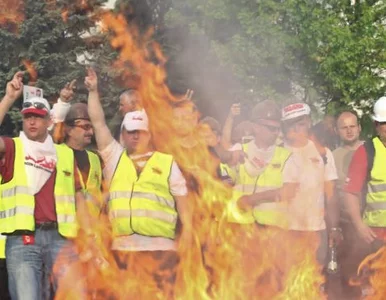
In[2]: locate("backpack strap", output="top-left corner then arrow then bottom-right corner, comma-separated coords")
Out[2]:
364,139 -> 375,178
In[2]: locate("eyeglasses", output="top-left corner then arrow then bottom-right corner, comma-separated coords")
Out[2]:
71,124 -> 93,131
257,122 -> 280,133
22,102 -> 47,110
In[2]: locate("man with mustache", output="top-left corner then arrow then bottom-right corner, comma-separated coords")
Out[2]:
61,103 -> 103,211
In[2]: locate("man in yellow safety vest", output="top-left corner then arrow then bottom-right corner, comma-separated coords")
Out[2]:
344,97 -> 386,297
84,68 -> 191,298
0,72 -> 89,300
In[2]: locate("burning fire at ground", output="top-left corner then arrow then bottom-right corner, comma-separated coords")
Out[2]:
3,1 -> 386,299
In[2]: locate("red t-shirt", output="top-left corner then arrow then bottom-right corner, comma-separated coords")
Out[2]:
344,145 -> 368,194
344,145 -> 386,235
0,137 -> 82,223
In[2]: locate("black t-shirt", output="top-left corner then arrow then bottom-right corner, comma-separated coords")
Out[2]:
73,149 -> 90,185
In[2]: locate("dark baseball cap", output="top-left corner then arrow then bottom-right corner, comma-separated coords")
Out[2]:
64,103 -> 90,124
250,100 -> 281,122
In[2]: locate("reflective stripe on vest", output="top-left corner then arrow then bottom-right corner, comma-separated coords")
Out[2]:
109,191 -> 175,209
364,137 -> 386,227
227,143 -> 291,227
0,139 -> 77,237
109,151 -> 177,239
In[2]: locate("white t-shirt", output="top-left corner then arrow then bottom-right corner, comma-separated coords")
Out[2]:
50,98 -> 71,123
100,140 -> 188,252
283,140 -> 337,231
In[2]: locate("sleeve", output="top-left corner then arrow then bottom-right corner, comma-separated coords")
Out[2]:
344,145 -> 368,194
169,161 -> 188,197
98,140 -> 123,183
282,154 -> 299,183
324,149 -> 338,181
0,137 -> 15,182
50,99 -> 71,124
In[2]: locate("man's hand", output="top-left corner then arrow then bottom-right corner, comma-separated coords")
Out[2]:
184,89 -> 194,100
329,229 -> 343,247
228,103 -> 241,119
5,71 -> 24,101
237,195 -> 253,211
84,68 -> 98,92
228,150 -> 246,166
59,79 -> 76,103
356,222 -> 377,244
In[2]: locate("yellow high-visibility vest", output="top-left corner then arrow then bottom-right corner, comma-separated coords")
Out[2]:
0,138 -> 78,237
0,235 -> 5,259
109,151 -> 177,239
0,172 -> 5,258
228,143 -> 291,228
364,137 -> 386,227
60,144 -> 103,215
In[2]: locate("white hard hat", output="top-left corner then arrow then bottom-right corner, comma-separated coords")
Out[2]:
372,97 -> 386,122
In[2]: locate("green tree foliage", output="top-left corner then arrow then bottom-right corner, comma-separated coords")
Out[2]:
165,0 -> 386,123
0,0 -> 106,135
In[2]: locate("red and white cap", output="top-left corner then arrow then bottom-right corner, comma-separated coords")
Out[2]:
281,102 -> 311,121
21,97 -> 50,117
121,110 -> 149,132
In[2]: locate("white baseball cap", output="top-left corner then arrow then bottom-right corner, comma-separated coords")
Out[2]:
121,110 -> 149,132
281,102 -> 311,121
21,97 -> 51,117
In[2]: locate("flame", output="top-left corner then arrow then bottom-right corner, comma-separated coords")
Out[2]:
22,59 -> 38,83
0,0 -> 24,26
355,245 -> 386,300
52,10 -> 326,300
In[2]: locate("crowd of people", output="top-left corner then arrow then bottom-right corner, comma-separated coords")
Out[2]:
0,69 -> 385,300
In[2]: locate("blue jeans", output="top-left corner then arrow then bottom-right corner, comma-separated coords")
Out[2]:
6,229 -> 73,300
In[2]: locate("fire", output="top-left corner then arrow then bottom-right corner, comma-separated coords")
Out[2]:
52,10 -> 327,300
0,0 -> 24,26
356,246 -> 386,300
22,59 -> 38,83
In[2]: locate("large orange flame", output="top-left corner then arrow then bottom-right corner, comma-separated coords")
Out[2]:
52,10 -> 328,300
22,59 -> 38,83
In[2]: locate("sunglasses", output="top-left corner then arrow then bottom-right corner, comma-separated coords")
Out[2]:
70,124 -> 93,131
22,102 -> 47,110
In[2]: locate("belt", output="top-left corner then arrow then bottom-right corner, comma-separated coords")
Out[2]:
35,222 -> 58,230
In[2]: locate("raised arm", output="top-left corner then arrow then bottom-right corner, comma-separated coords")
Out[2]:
84,68 -> 114,152
50,79 -> 76,124
221,103 -> 240,149
0,71 -> 24,126
0,72 -> 24,152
